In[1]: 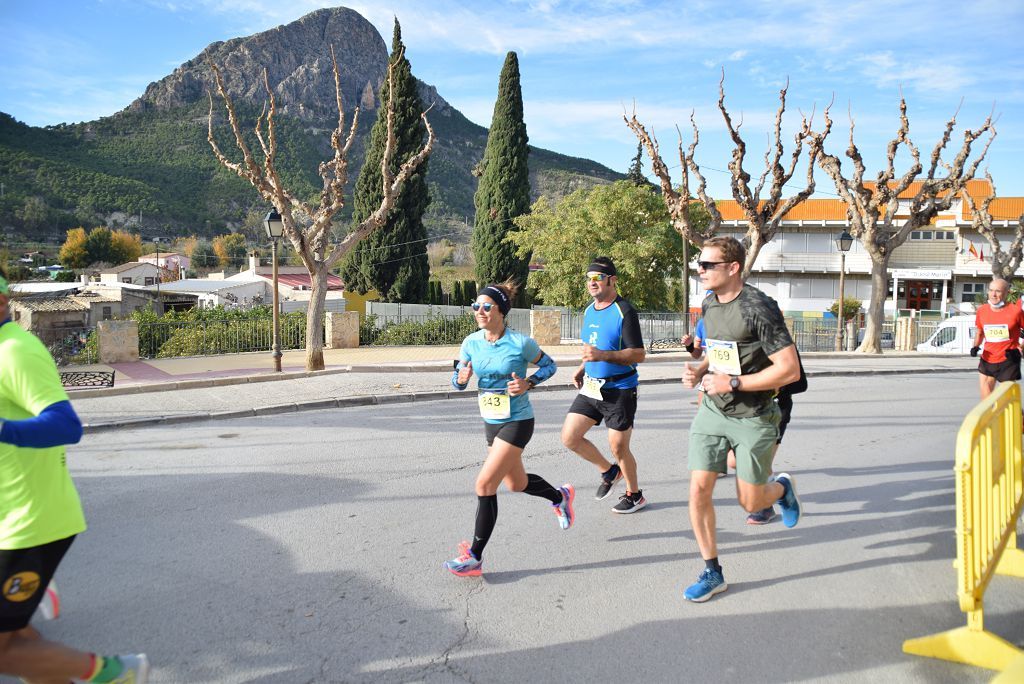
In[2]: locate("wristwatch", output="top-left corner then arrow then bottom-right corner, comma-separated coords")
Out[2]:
729,376 -> 741,392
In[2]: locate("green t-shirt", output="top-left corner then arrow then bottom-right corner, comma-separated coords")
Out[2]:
701,284 -> 795,418
0,322 -> 86,549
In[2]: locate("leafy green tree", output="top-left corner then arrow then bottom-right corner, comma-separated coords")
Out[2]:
212,233 -> 248,268
191,241 -> 218,271
453,280 -> 464,305
509,181 -> 687,309
84,226 -> 113,266
339,19 -> 430,303
472,52 -> 531,287
626,142 -> 647,186
829,296 -> 863,322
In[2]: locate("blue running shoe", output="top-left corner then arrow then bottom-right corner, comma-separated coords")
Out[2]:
774,473 -> 801,528
553,484 -> 575,530
444,541 -> 482,577
683,568 -> 728,603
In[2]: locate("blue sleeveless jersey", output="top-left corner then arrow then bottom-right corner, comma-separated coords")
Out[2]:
581,296 -> 643,390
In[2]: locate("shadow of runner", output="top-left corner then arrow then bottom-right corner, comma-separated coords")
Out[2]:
39,471 -> 489,683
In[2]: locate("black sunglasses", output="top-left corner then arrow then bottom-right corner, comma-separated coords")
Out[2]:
697,261 -> 731,271
471,302 -> 494,312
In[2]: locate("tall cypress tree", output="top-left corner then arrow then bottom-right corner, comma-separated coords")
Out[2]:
339,19 -> 430,302
472,52 -> 531,288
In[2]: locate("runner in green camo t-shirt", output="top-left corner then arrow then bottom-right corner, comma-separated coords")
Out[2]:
679,237 -> 804,603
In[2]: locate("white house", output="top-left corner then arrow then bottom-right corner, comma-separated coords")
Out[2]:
145,278 -> 272,309
139,252 -> 190,274
701,179 -> 1024,319
99,262 -> 163,286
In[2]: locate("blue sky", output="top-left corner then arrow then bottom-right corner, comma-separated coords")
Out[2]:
2,1 -> 1023,207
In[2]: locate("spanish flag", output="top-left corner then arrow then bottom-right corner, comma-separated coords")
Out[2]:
969,242 -> 979,259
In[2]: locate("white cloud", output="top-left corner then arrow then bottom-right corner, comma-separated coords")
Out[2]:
728,50 -> 748,62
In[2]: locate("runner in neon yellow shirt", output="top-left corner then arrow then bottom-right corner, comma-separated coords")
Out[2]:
0,276 -> 149,683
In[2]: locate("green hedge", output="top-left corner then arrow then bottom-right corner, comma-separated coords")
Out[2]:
360,313 -> 477,346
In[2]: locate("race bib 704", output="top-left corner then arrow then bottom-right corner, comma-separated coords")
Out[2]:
984,324 -> 1010,342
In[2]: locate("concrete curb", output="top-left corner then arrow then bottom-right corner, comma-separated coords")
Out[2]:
80,365 -> 974,434
66,350 -> 960,399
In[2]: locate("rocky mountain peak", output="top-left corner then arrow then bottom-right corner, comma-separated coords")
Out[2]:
127,6 -> 450,121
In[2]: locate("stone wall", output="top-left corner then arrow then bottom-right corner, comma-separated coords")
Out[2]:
326,311 -> 360,348
530,309 -> 561,347
97,320 -> 140,364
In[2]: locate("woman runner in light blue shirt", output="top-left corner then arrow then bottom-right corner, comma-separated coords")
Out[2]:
444,280 -> 572,577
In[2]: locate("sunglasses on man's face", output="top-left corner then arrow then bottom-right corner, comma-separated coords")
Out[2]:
697,260 -> 731,271
586,273 -> 610,282
471,302 -> 494,312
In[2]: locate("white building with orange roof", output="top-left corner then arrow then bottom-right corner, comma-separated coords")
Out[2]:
706,179 -> 1024,319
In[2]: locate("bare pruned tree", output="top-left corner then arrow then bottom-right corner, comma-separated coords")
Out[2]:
962,172 -> 1024,280
207,47 -> 435,370
625,74 -> 823,278
805,97 -> 994,353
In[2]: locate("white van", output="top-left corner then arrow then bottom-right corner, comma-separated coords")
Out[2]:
916,315 -> 976,354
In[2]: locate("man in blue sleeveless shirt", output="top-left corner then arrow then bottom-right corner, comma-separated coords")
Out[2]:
561,257 -> 648,513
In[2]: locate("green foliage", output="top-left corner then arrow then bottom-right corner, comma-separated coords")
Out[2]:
191,241 -> 218,270
510,181 -> 687,309
212,233 -> 248,268
626,142 -> 647,186
472,52 -> 531,286
360,312 -> 478,345
53,270 -> 78,282
339,20 -> 430,303
453,280 -> 464,305
829,296 -> 863,321
124,305 -> 308,358
463,280 -> 477,303
58,225 -> 143,267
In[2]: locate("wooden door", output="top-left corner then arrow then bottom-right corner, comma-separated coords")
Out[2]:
905,280 -> 933,310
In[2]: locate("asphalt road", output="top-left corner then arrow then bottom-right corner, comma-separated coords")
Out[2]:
35,374 -> 1024,683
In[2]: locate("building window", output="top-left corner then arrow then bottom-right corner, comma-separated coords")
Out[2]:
102,306 -> 113,320
122,278 -> 131,283
144,277 -> 155,286
962,282 -> 985,303
910,230 -> 955,240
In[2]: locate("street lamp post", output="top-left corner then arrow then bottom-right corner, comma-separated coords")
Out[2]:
835,230 -> 854,351
264,210 -> 284,372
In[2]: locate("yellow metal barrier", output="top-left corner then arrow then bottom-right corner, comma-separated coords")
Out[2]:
903,381 -> 1024,671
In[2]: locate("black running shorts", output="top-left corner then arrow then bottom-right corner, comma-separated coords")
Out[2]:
568,387 -> 638,431
485,418 -> 535,449
979,351 -> 1022,382
0,535 -> 75,632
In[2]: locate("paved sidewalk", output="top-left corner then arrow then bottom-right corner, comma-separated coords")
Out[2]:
63,347 -> 978,431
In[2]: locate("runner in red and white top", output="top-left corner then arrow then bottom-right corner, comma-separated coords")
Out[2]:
971,278 -> 1024,399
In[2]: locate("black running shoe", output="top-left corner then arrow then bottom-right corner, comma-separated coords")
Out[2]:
612,490 -> 648,514
595,465 -> 623,500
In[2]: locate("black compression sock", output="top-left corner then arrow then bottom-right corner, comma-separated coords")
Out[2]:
470,495 -> 498,560
601,463 -> 621,482
521,474 -> 563,504
705,557 -> 722,574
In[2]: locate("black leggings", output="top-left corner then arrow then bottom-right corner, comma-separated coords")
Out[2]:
470,474 -> 563,560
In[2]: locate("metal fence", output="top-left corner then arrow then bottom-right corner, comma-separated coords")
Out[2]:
137,318 -> 311,358
40,326 -> 96,366
561,310 -> 942,352
363,302 -> 533,346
